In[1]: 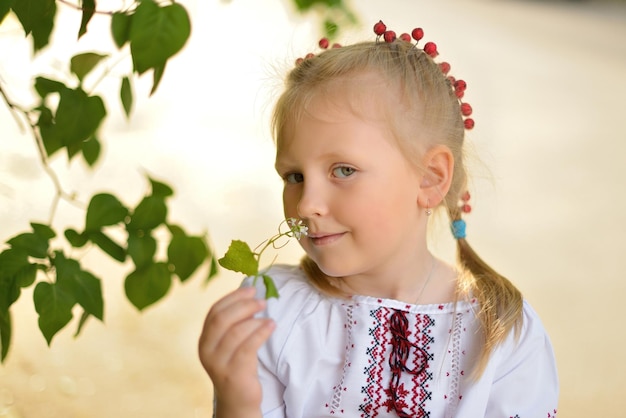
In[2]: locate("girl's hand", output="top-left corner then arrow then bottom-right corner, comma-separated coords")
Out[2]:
198,286 -> 275,418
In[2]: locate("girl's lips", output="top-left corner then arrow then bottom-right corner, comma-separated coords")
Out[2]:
308,232 -> 345,246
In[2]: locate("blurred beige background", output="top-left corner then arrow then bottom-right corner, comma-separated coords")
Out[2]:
1,0 -> 625,416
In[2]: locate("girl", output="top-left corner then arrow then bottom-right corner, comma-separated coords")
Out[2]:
199,21 -> 559,418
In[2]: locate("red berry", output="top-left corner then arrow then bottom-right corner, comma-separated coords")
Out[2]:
305,52 -> 315,59
373,20 -> 386,36
447,75 -> 456,84
424,41 -> 438,57
439,62 -> 451,75
461,204 -> 472,213
464,118 -> 475,129
383,30 -> 396,43
454,79 -> 467,91
399,33 -> 411,42
455,90 -> 465,99
332,43 -> 342,48
461,191 -> 471,202
295,57 -> 304,65
319,37 -> 329,49
411,28 -> 424,41
460,103 -> 473,116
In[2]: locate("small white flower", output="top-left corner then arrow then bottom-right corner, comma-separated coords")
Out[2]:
286,217 -> 308,240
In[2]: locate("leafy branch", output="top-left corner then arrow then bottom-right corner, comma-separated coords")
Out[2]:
0,0 -> 357,364
0,0 -> 214,363
218,218 -> 308,299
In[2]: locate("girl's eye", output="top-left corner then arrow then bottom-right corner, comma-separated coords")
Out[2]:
285,172 -> 304,184
332,166 -> 356,178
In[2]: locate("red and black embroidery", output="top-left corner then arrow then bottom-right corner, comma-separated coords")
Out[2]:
360,307 -> 435,417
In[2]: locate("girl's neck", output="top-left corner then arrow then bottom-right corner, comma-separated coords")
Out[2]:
336,252 -> 458,305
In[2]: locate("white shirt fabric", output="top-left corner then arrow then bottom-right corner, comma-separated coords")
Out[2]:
242,264 -> 559,418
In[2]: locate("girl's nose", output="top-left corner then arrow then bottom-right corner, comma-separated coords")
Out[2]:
296,181 -> 328,219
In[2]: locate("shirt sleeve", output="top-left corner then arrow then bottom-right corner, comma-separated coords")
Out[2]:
241,265 -> 318,418
485,300 -> 559,417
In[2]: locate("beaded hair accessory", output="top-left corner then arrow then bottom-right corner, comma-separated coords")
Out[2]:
452,191 -> 472,240
296,20 -> 475,131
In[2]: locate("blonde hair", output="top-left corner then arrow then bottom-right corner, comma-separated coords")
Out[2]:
271,40 -> 522,378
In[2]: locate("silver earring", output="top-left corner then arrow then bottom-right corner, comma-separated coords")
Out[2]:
425,200 -> 432,216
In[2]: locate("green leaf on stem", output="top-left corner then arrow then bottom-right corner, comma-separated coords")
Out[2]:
120,76 -> 133,118
148,176 -> 173,198
34,77 -> 66,98
127,231 -> 156,269
12,0 -> 57,51
74,310 -> 91,338
82,136 -> 101,167
206,255 -> 219,284
125,262 -> 172,310
54,252 -> 104,321
33,281 -> 75,345
167,226 -> 208,282
7,230 -> 50,259
64,228 -> 89,248
0,249 -> 34,292
88,231 -> 126,262
85,193 -> 129,231
150,61 -> 166,96
129,0 -> 190,74
78,0 -> 96,39
127,196 -> 167,231
70,52 -> 108,83
0,0 -> 14,24
111,11 -> 132,48
218,240 -> 258,277
0,308 -> 12,362
55,87 -> 106,151
262,274 -> 279,299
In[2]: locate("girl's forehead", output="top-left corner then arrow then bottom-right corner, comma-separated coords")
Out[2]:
304,73 -> 399,123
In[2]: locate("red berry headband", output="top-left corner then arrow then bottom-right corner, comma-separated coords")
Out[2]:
296,20 -> 475,131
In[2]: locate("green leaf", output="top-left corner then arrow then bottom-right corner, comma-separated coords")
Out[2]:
0,249 -> 34,292
12,0 -> 57,51
111,11 -> 132,48
127,231 -> 156,269
33,281 -> 75,345
74,310 -> 90,338
7,222 -> 55,259
37,105 -> 63,157
31,222 -> 55,240
0,308 -> 12,362
167,228 -> 207,282
82,136 -> 101,167
120,76 -> 133,118
78,0 -> 95,39
205,255 -> 219,284
218,240 -> 258,277
55,87 -> 106,149
262,274 -> 280,299
87,231 -> 126,262
148,176 -> 173,198
0,0 -> 14,25
34,77 -> 66,98
54,252 -> 103,320
70,52 -> 107,82
150,61 -> 166,96
7,232 -> 48,259
127,195 -> 167,231
124,262 -> 171,310
64,228 -> 89,248
130,0 -> 190,74
85,193 -> 128,231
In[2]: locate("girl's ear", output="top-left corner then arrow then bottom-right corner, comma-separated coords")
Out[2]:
418,145 -> 454,208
